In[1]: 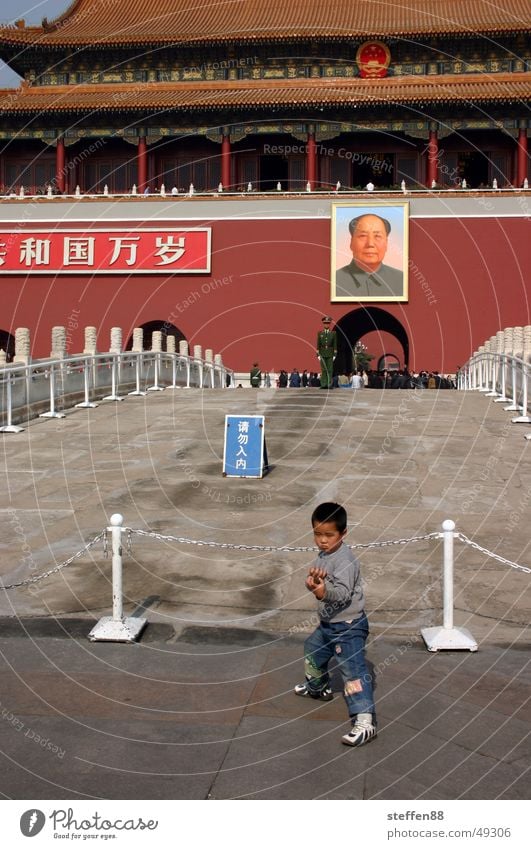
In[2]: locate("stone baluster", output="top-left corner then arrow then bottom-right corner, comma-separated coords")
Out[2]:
151,331 -> 162,352
84,326 -> 98,355
51,326 -> 66,359
166,335 -> 176,354
193,345 -> 202,360
179,339 -> 189,357
132,327 -> 144,352
14,328 -> 31,365
523,326 -> 531,363
205,348 -> 213,363
109,327 -> 122,353
503,327 -> 514,356
0,348 -> 6,368
512,327 -> 524,359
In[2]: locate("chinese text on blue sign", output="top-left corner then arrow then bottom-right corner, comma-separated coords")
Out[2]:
223,415 -> 268,478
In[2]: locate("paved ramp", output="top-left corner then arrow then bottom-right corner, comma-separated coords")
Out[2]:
0,388 -> 529,798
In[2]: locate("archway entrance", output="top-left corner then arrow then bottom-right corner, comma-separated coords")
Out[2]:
334,307 -> 409,375
125,320 -> 185,351
0,329 -> 15,361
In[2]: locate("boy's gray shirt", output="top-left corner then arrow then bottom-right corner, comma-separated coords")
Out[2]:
316,542 -> 365,623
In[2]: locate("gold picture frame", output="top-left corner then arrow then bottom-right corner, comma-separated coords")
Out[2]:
331,201 -> 409,302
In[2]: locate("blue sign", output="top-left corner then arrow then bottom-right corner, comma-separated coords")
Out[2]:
223,415 -> 268,478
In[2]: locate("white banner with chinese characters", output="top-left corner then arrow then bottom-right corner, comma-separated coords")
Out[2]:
0,228 -> 211,274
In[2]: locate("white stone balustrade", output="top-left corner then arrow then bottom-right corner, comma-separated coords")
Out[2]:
84,326 -> 97,355
132,328 -> 143,352
110,327 -> 122,354
14,328 -> 30,365
512,327 -> 524,359
51,326 -> 66,359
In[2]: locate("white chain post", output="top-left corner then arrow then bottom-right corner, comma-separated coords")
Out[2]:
88,514 -> 147,643
421,520 -> 478,652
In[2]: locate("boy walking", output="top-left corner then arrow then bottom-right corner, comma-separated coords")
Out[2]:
294,502 -> 376,747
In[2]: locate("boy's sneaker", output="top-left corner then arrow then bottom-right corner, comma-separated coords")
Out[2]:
294,682 -> 333,701
341,716 -> 377,747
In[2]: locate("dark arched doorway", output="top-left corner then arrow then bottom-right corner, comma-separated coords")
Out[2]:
334,307 -> 409,374
0,329 -> 15,362
125,320 -> 185,351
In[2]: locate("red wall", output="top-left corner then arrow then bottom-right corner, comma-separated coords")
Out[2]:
2,215 -> 530,373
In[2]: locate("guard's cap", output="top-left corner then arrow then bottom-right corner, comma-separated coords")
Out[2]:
322,315 -> 332,323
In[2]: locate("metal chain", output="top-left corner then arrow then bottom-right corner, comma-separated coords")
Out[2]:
126,527 -> 440,553
1,527 -> 526,594
455,532 -> 531,574
0,532 -> 107,590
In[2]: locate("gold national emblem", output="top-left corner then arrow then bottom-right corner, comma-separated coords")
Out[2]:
356,42 -> 391,78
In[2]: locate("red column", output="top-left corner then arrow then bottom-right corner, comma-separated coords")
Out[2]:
55,137 -> 66,193
516,127 -> 528,187
137,136 -> 147,192
306,132 -> 317,189
426,129 -> 438,187
221,134 -> 231,190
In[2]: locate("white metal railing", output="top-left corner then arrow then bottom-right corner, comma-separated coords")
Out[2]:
0,351 -> 234,432
458,352 -> 531,429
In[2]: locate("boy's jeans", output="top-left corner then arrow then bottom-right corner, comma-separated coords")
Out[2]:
303,615 -> 374,718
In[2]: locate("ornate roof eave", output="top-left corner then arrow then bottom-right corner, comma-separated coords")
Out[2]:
0,73 -> 529,115
0,28 -> 528,50
0,0 -> 529,49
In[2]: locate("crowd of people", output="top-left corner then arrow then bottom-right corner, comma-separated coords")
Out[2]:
248,366 -> 456,389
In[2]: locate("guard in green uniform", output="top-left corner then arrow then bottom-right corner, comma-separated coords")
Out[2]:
316,316 -> 337,389
250,362 -> 261,388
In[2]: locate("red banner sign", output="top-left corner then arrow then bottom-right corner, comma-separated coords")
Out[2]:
0,228 -> 211,274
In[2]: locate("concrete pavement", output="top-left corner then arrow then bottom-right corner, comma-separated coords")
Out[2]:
0,387 -> 529,798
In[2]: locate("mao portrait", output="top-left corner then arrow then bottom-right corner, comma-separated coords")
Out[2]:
331,202 -> 408,302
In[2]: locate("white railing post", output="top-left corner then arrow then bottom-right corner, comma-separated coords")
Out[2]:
0,373 -> 24,433
511,362 -> 531,423
75,357 -> 98,408
494,354 -> 510,402
504,357 -> 521,411
128,352 -> 146,396
88,514 -> 146,643
103,353 -> 125,401
421,519 -> 478,652
147,352 -> 164,391
170,353 -> 178,388
39,363 -> 66,419
484,353 -> 498,396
